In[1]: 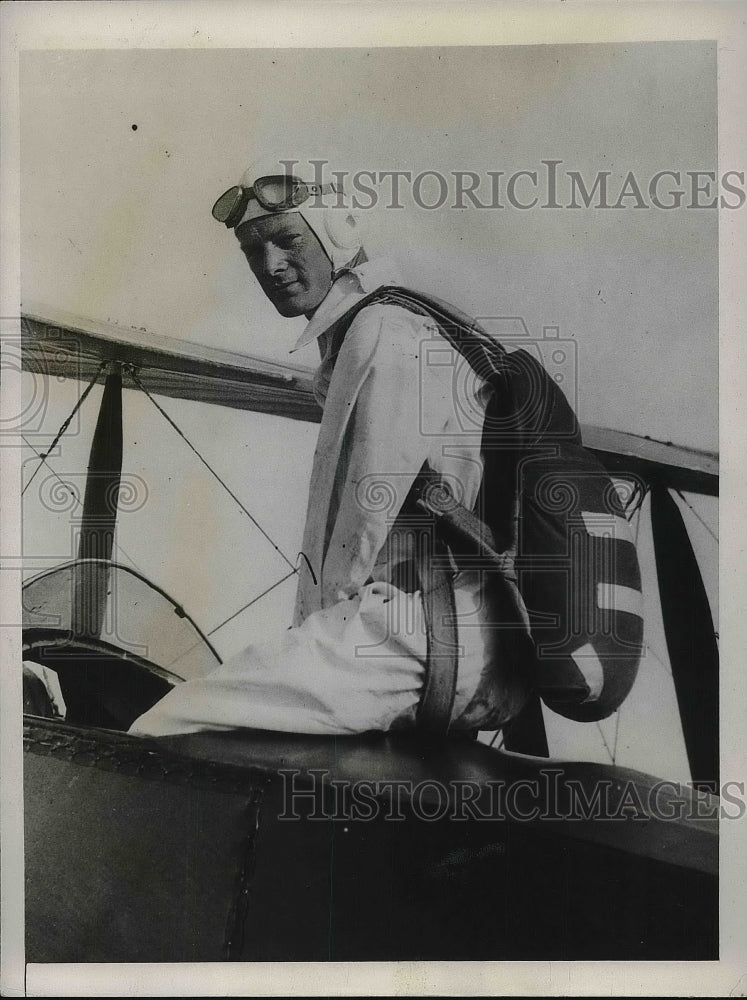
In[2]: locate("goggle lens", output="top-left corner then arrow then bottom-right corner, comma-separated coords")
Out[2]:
211,186 -> 245,224
253,175 -> 302,210
212,176 -> 337,227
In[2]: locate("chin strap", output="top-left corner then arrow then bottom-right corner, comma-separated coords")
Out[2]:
331,246 -> 369,283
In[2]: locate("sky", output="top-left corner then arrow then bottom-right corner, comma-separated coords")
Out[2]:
19,42 -> 719,780
21,42 -> 718,449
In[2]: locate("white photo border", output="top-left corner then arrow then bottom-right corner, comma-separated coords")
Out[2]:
1,2 -> 745,996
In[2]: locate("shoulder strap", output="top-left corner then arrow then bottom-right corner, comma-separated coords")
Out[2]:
325,287 -> 525,736
324,284 -> 508,383
329,285 -> 582,451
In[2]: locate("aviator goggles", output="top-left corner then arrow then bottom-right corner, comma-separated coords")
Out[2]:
212,175 -> 341,228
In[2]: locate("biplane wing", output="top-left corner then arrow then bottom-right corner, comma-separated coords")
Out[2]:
21,303 -> 718,492
22,302 -> 321,421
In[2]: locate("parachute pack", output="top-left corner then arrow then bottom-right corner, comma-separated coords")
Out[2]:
328,285 -> 645,732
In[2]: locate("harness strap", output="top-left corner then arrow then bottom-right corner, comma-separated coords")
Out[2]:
410,465 -> 537,736
414,529 -> 459,736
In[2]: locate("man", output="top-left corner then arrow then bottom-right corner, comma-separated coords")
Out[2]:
130,160 -> 530,738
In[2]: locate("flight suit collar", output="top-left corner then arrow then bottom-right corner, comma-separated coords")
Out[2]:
289,257 -> 404,354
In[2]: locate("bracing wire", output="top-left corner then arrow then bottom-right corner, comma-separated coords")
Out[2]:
129,369 -> 297,572
21,361 -> 109,497
595,721 -> 615,764
207,567 -> 298,636
612,706 -> 621,764
674,489 -> 718,544
21,432 -> 148,578
646,641 -> 673,677
25,359 -> 313,664
166,559 -> 307,670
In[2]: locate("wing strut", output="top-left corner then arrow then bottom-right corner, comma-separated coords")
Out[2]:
72,364 -> 123,639
650,485 -> 719,792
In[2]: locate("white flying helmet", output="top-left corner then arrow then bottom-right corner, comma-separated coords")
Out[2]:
212,155 -> 364,271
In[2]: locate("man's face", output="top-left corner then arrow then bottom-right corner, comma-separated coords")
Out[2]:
237,213 -> 333,318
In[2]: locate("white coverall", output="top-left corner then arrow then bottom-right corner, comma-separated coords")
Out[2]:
130,258 -> 530,737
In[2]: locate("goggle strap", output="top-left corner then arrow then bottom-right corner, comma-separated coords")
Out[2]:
304,181 -> 340,197
214,179 -> 343,227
